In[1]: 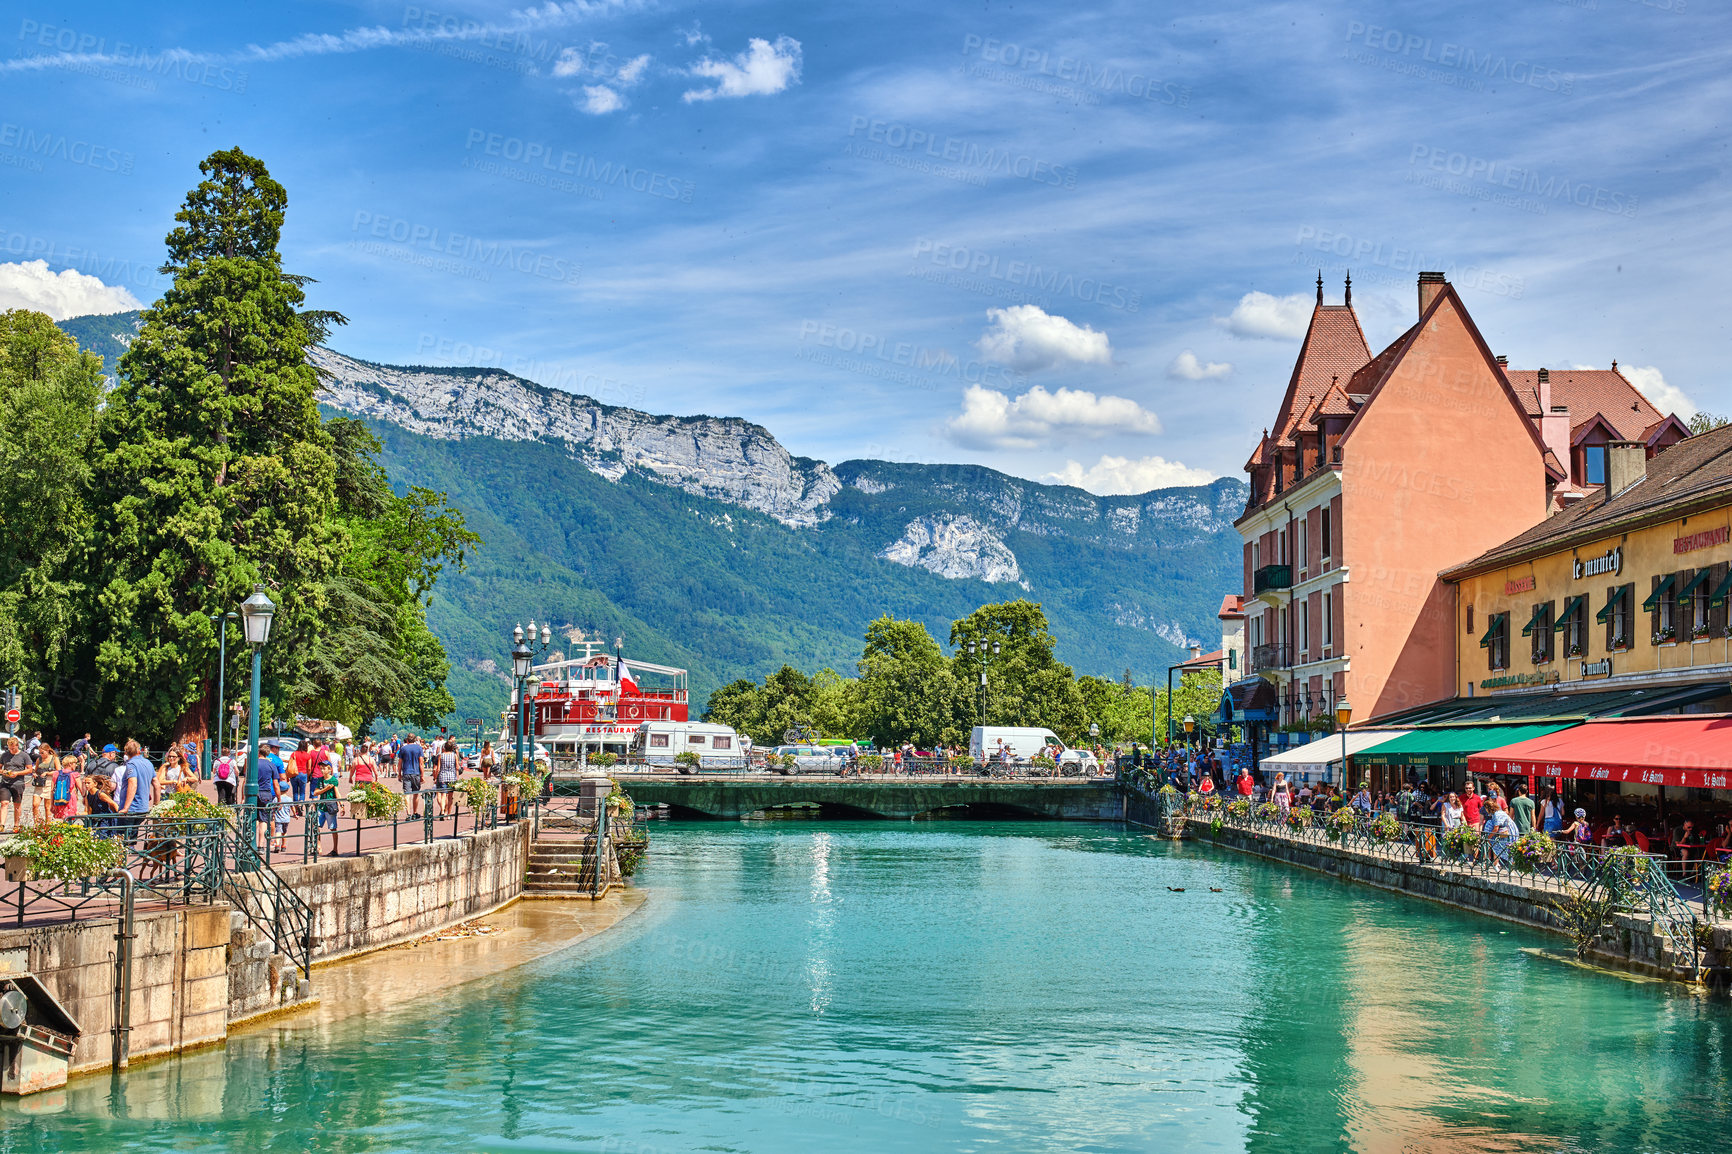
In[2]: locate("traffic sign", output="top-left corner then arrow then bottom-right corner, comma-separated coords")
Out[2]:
464,717 -> 483,727
4,709 -> 18,725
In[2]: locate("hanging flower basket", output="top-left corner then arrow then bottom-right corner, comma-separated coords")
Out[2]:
1367,812 -> 1403,843
1324,808 -> 1358,841
1510,831 -> 1558,874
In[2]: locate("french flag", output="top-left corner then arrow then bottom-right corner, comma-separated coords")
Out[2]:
617,656 -> 640,695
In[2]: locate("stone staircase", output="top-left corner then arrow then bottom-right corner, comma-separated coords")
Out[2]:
523,835 -> 618,897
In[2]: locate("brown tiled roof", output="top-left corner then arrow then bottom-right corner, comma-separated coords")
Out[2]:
1506,368 -> 1663,442
1344,322 -> 1420,396
1315,381 -> 1356,418
1293,394 -> 1320,433
1570,413 -> 1621,444
1271,304 -> 1371,439
1218,594 -> 1245,618
1178,649 -> 1226,670
1444,422 -> 1732,577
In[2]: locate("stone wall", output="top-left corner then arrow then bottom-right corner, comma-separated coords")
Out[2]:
1190,818 -> 1730,983
0,905 -> 232,1076
277,822 -> 530,962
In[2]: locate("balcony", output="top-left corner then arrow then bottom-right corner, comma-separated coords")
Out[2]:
1252,564 -> 1293,598
1249,643 -> 1291,673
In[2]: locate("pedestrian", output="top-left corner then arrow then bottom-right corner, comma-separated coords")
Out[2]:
1483,798 -> 1519,865
437,739 -> 460,815
479,741 -> 496,780
0,737 -> 34,832
1461,784 -> 1483,828
398,734 -> 425,816
118,740 -> 158,843
311,754 -> 340,855
160,745 -> 186,793
1440,792 -> 1464,830
290,740 -> 313,813
214,747 -> 237,805
1509,784 -> 1535,835
1540,789 -> 1564,834
1236,767 -> 1254,797
257,741 -> 287,847
50,754 -> 78,819
182,739 -> 201,782
31,744 -> 56,824
24,732 -> 40,760
70,733 -> 91,760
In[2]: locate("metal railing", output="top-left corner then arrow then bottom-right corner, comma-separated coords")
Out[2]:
1197,801 -> 1705,972
575,755 -> 1112,779
1252,564 -> 1292,596
2,814 -> 228,928
1249,643 -> 1290,672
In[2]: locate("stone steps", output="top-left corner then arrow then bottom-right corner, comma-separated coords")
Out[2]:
523,837 -> 618,896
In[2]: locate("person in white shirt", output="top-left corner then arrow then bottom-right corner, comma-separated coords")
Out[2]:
1440,793 -> 1464,830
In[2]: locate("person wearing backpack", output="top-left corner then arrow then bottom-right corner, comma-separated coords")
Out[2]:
214,747 -> 236,805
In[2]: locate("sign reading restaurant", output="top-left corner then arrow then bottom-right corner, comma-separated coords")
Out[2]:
1571,545 -> 1621,580
1674,525 -> 1730,554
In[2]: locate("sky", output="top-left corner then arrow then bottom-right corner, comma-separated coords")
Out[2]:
1,0 -> 1728,493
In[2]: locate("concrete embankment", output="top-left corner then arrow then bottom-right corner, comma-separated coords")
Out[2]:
1174,816 -> 1730,985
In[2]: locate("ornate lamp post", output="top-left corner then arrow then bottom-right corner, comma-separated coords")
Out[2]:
511,625 -> 533,772
1336,697 -> 1353,789
239,586 -> 275,809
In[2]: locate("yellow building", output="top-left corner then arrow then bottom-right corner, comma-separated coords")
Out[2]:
1442,429 -> 1732,709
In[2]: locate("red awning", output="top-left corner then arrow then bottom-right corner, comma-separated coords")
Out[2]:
1467,717 -> 1732,790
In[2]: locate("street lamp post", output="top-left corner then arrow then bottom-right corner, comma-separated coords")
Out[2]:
1336,697 -> 1353,789
238,587 -> 275,811
207,610 -> 238,780
511,625 -> 532,772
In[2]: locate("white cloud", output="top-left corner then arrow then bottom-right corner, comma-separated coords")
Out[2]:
677,21 -> 710,47
976,305 -> 1111,372
0,261 -> 140,320
1221,291 -> 1312,340
580,85 -> 624,114
1167,350 -> 1232,381
616,53 -> 651,85
946,384 -> 1160,450
552,46 -> 584,77
683,35 -> 802,102
1044,455 -> 1217,495
1601,363 -> 1696,419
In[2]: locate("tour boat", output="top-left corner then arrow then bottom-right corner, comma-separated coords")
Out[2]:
508,642 -> 691,760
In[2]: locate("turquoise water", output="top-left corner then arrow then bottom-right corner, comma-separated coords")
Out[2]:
13,821 -> 1732,1152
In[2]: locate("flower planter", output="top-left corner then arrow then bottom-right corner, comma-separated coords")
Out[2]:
349,799 -> 369,820
4,855 -> 30,882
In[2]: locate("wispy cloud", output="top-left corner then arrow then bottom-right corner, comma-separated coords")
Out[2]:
1167,350 -> 1232,381
1044,455 -> 1215,495
947,384 -> 1160,450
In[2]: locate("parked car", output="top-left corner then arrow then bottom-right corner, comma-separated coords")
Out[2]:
768,744 -> 852,775
1058,749 -> 1100,773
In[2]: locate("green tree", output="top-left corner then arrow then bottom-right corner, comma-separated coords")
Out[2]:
1153,668 -> 1225,744
292,419 -> 478,732
949,599 -> 1087,741
1688,411 -> 1729,435
92,147 -> 345,740
0,311 -> 104,732
1077,675 -> 1153,745
855,615 -> 958,748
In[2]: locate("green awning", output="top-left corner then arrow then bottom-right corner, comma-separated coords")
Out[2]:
1553,594 -> 1585,631
1595,585 -> 1628,623
1519,602 -> 1548,637
1353,723 -> 1580,768
1478,613 -> 1505,648
1641,573 -> 1676,611
1711,569 -> 1732,609
1679,569 -> 1714,599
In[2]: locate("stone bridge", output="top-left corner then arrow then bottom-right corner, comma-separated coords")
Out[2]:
612,775 -> 1125,821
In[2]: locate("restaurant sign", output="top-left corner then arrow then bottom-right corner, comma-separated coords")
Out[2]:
1481,670 -> 1561,689
1571,546 -> 1621,580
1579,658 -> 1612,679
1503,575 -> 1536,595
1476,758 -> 1732,791
1674,525 -> 1730,555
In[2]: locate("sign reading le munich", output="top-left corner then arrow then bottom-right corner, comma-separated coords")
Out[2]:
1572,546 -> 1621,581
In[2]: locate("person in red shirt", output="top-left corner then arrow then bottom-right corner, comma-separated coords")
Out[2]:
1461,784 -> 1482,828
289,743 -> 315,812
1236,769 -> 1254,797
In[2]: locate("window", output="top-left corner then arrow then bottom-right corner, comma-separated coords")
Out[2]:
1322,591 -> 1332,648
1279,528 -> 1288,566
649,733 -> 670,748
1660,581 -> 1674,640
1320,506 -> 1332,564
688,734 -> 707,745
1228,648 -> 1237,671
1483,613 -> 1509,671
1601,584 -> 1631,650
1298,602 -> 1308,657
1465,603 -> 1474,635
1297,521 -> 1307,575
1528,602 -> 1554,664
1562,597 -> 1585,657
1252,541 -> 1260,572
1693,576 -> 1710,639
713,736 -> 732,749
1584,445 -> 1607,486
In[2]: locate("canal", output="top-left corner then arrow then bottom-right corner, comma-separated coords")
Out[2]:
12,821 -> 1731,1152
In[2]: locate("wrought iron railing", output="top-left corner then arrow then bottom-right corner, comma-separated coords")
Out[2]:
1196,802 -> 1705,973
1249,643 -> 1290,672
1252,564 -> 1292,596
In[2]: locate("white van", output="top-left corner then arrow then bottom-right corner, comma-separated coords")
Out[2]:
632,720 -> 749,771
970,726 -> 1065,763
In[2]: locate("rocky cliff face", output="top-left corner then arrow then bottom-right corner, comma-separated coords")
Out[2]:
311,350 -> 842,528
880,514 -> 1025,584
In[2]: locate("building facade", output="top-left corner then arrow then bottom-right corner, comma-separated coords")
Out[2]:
1235,272 -> 1558,730
1443,427 -> 1732,709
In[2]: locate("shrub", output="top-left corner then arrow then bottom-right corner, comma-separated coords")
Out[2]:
1442,825 -> 1481,861
1031,754 -> 1057,771
1705,865 -> 1732,915
1510,831 -> 1558,874
1367,812 -> 1403,843
606,785 -> 635,820
1324,807 -> 1358,841
349,780 -> 404,819
1,821 -> 124,881
857,753 -> 884,771
590,752 -> 619,768
949,754 -> 975,770
673,751 -> 702,769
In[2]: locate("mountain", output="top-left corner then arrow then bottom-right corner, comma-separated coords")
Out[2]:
59,312 -> 1247,726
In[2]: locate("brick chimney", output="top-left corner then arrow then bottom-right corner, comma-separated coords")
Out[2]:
1189,643 -> 1202,661
1607,440 -> 1647,494
1418,271 -> 1447,316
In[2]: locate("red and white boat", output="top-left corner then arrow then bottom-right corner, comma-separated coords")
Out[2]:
507,643 -> 691,760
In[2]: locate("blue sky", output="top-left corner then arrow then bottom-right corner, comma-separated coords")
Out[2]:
1,0 -> 1727,492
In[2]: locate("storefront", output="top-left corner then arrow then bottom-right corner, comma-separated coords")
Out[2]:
1467,716 -> 1732,830
1352,722 -> 1579,794
1256,730 -> 1409,786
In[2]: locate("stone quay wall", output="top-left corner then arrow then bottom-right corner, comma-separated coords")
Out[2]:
277,822 -> 531,963
4,821 -> 532,1079
1180,817 -> 1731,984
